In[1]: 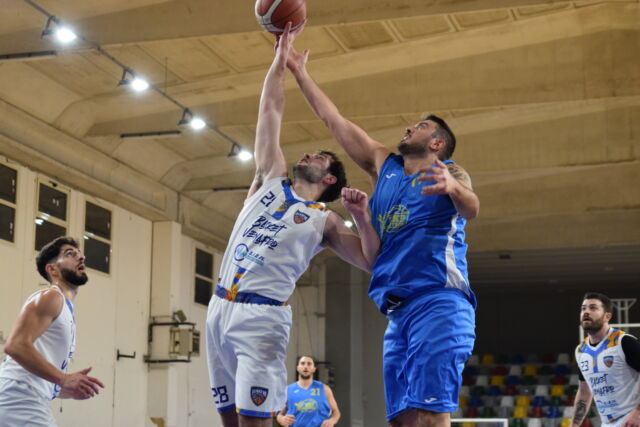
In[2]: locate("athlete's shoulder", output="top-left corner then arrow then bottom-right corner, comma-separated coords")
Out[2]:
27,286 -> 64,318
605,328 -> 625,349
576,336 -> 589,354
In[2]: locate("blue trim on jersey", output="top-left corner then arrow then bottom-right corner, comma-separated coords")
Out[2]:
65,298 -> 75,323
579,330 -> 618,374
271,181 -> 325,220
215,284 -> 286,306
217,403 -> 236,413
368,154 -> 475,314
237,408 -> 274,418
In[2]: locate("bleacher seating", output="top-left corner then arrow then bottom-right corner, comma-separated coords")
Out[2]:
455,352 -> 601,427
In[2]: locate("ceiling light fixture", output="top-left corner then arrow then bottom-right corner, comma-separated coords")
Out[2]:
118,69 -> 149,92
25,0 -> 244,165
40,16 -> 76,43
178,109 -> 206,131
228,143 -> 253,161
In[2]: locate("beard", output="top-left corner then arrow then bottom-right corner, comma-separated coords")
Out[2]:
293,164 -> 325,183
299,374 -> 312,380
397,138 -> 428,157
581,316 -> 605,333
61,266 -> 88,286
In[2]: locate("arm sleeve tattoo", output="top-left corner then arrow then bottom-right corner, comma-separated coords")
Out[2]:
573,400 -> 588,425
447,164 -> 473,188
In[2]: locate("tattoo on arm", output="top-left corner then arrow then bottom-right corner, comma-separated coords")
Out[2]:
447,165 -> 473,188
573,400 -> 587,425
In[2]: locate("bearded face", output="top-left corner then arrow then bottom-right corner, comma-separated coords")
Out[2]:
293,164 -> 326,184
60,265 -> 88,286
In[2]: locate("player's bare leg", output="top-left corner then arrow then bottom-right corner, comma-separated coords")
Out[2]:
391,409 -> 450,427
416,409 -> 450,427
220,411 -> 239,427
238,414 -> 272,427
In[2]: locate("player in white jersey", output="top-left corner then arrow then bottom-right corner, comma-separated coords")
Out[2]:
571,292 -> 640,427
0,237 -> 104,427
206,23 -> 380,427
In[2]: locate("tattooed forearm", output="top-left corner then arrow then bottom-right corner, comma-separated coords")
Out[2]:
447,164 -> 473,188
573,400 -> 587,425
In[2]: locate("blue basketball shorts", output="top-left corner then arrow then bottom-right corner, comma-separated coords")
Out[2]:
383,288 -> 475,421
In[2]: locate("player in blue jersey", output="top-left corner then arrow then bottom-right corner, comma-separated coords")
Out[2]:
287,48 -> 479,426
276,356 -> 340,427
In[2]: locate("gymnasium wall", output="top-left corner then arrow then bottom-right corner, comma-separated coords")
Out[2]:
0,159 -> 231,427
473,287 -> 640,356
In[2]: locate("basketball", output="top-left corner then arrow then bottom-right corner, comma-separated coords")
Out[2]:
255,0 -> 306,34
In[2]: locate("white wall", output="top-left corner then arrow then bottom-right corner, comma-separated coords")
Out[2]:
0,160 -> 155,426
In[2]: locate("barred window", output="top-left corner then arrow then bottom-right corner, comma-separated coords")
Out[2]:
0,163 -> 17,243
84,201 -> 112,274
195,248 -> 214,306
35,182 -> 68,250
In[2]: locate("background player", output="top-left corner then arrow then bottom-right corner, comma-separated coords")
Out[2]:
571,292 -> 640,427
0,237 -> 104,427
276,355 -> 340,427
205,23 -> 379,427
286,46 -> 479,427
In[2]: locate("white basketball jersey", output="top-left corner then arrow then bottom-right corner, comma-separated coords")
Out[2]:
0,286 -> 76,400
218,177 -> 329,302
575,328 -> 640,425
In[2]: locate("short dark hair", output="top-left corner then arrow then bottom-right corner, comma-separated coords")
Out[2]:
318,151 -> 347,203
296,355 -> 317,366
583,292 -> 613,314
423,114 -> 456,160
36,236 -> 79,282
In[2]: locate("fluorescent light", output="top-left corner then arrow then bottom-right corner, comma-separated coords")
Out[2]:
35,218 -> 44,225
55,27 -> 77,43
131,77 -> 149,92
344,220 -> 354,228
190,117 -> 206,130
238,150 -> 253,161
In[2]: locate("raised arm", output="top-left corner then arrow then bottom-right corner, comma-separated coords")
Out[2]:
3,289 -> 104,399
247,23 -> 297,198
287,48 -> 390,180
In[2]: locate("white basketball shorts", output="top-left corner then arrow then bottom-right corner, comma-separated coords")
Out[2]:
206,295 -> 292,418
0,378 -> 57,427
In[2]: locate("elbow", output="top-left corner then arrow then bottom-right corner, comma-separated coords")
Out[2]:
3,340 -> 18,358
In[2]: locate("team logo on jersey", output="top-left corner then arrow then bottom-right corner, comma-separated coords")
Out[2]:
603,356 -> 614,367
295,398 -> 318,413
250,386 -> 268,406
378,204 -> 410,234
294,210 -> 310,224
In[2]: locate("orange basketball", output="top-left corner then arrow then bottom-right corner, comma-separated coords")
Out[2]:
255,0 -> 306,34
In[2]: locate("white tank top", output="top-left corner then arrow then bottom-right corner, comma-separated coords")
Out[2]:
0,286 -> 76,400
575,328 -> 640,425
217,177 -> 329,302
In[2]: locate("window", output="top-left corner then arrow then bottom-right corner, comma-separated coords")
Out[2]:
195,248 -> 214,306
84,201 -> 112,274
0,163 -> 17,243
35,182 -> 68,250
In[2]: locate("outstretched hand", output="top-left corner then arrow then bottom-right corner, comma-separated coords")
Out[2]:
274,20 -> 305,55
59,367 -> 104,400
417,159 -> 457,195
341,187 -> 369,218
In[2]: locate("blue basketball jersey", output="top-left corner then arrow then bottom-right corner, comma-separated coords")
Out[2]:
369,154 -> 476,314
286,380 -> 331,427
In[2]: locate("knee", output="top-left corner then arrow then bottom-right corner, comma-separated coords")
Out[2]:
416,409 -> 450,427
